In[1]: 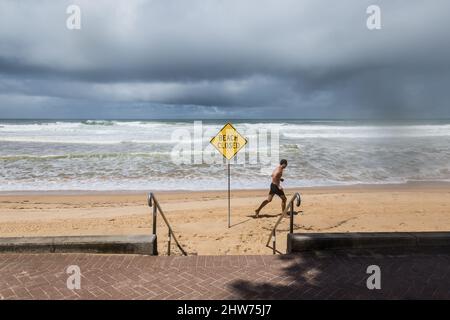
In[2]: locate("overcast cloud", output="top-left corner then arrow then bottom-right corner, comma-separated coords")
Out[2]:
0,0 -> 449,119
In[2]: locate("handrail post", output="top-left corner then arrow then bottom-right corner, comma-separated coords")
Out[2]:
148,193 -> 158,255
152,202 -> 157,236
272,230 -> 276,254
167,230 -> 171,256
289,202 -> 294,234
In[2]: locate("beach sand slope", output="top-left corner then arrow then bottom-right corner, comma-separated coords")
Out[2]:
1,184 -> 449,255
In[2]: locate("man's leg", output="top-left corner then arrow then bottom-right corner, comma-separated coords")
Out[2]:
281,195 -> 287,213
255,194 -> 274,217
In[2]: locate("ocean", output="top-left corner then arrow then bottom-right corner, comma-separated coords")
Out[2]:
0,119 -> 449,192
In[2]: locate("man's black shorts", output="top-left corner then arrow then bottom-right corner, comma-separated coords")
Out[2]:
269,183 -> 285,197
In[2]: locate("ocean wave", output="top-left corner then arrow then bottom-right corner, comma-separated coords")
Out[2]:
0,152 -> 174,161
81,120 -> 116,126
280,124 -> 450,139
2,121 -> 450,139
0,137 -> 187,145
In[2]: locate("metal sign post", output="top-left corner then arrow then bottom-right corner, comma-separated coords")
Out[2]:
210,123 -> 247,228
227,161 -> 230,228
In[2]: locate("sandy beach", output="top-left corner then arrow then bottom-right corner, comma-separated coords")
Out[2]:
1,183 -> 449,255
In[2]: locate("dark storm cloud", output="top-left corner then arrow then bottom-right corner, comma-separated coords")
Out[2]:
0,0 -> 450,118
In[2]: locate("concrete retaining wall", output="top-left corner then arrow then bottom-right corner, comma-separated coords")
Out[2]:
0,234 -> 157,255
287,232 -> 450,253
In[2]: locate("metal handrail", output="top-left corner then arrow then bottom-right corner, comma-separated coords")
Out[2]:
148,192 -> 187,256
266,192 -> 302,254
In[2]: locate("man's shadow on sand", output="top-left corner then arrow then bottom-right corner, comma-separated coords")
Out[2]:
229,213 -> 280,227
247,213 -> 280,218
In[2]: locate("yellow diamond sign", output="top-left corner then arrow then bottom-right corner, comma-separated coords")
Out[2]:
210,123 -> 248,160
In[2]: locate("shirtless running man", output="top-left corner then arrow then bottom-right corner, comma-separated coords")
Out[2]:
255,159 -> 288,217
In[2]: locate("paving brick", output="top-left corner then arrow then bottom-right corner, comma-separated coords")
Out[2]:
0,249 -> 449,299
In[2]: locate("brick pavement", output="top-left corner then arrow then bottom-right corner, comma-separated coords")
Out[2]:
0,248 -> 449,299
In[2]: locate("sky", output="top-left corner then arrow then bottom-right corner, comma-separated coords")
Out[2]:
0,0 -> 449,119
